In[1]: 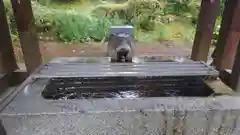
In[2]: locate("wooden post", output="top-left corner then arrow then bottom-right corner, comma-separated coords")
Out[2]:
11,0 -> 42,73
212,0 -> 240,70
191,0 -> 220,62
0,0 -> 18,73
231,42 -> 240,92
0,120 -> 7,135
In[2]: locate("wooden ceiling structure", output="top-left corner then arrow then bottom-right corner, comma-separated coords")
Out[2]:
0,0 -> 240,92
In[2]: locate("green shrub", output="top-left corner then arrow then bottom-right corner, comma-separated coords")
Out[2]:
36,0 -> 83,6
36,0 -> 51,6
164,0 -> 200,18
5,0 -> 226,44
3,0 -> 15,29
135,22 -> 168,43
212,17 -> 222,46
3,0 -> 20,46
93,0 -> 166,30
54,14 -> 112,42
33,0 -> 172,43
33,2 -> 126,42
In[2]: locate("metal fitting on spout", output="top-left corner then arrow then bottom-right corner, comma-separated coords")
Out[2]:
107,26 -> 135,63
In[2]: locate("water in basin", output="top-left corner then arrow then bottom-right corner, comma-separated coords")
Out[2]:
42,76 -> 214,100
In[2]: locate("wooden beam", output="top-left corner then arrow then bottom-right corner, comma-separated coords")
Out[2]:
0,120 -> 7,135
212,0 -> 240,70
205,79 -> 235,96
7,69 -> 28,86
11,0 -> 42,73
191,0 -> 220,62
219,69 -> 231,87
0,73 -> 9,96
0,70 -> 28,98
0,0 -> 18,73
231,42 -> 240,92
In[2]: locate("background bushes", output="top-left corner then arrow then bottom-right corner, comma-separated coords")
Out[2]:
3,0 -> 225,44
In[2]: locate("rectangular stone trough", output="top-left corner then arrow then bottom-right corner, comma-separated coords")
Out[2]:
0,56 -> 238,135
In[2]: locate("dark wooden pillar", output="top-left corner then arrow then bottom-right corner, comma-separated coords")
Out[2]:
11,0 -> 42,73
0,120 -> 7,135
231,42 -> 240,92
191,0 -> 220,62
0,0 -> 18,73
212,0 -> 240,70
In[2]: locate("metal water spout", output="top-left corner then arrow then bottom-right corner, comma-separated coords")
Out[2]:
107,26 -> 135,62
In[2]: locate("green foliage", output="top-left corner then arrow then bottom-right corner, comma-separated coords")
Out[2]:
6,0 -> 225,45
55,14 -> 112,42
135,22 -> 168,43
36,0 -> 84,6
32,2 -> 125,42
36,0 -> 51,6
165,0 -> 200,17
212,0 -> 225,46
219,0 -> 226,16
93,0 -> 166,31
91,0 -> 199,41
33,0 -> 199,43
212,17 -> 222,46
3,0 -> 19,46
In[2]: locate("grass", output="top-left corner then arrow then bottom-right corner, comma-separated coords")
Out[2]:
166,22 -> 195,41
134,23 -> 169,43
